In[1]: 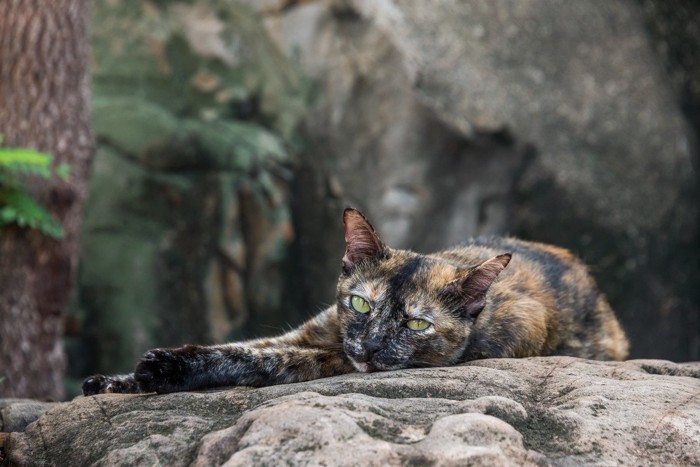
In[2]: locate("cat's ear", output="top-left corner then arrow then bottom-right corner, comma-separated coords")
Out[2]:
342,208 -> 386,271
456,254 -> 512,317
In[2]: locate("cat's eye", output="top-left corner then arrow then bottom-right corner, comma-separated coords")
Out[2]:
407,319 -> 431,331
350,295 -> 371,314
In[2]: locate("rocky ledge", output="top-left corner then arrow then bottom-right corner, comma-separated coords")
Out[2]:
4,357 -> 700,465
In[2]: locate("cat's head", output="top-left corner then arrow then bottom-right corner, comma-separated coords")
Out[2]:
336,208 -> 511,372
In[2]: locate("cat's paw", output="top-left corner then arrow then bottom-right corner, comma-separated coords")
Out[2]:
134,347 -> 192,394
82,375 -> 109,395
82,374 -> 139,395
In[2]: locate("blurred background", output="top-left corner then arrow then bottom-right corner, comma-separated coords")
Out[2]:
0,0 -> 698,401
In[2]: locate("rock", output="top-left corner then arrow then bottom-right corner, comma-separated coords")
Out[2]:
6,358 -> 700,465
265,0 -> 700,361
0,399 -> 57,432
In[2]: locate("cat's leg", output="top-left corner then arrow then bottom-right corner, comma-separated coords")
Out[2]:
134,306 -> 351,393
134,344 -> 352,393
82,306 -> 351,395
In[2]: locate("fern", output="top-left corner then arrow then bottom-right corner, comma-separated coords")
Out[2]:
0,134 -> 70,238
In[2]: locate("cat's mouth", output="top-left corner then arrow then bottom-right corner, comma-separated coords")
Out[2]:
351,360 -> 375,373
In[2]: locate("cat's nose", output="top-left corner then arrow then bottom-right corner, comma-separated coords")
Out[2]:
361,337 -> 383,358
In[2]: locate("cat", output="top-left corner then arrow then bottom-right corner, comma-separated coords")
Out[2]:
82,208 -> 629,395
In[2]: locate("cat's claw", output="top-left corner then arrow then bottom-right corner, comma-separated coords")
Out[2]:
82,374 -> 140,395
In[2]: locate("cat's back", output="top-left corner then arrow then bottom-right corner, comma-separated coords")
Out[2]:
433,236 -> 591,287
433,236 -> 599,323
433,236 -> 629,360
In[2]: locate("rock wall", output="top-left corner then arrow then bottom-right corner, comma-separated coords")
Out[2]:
5,358 -> 700,465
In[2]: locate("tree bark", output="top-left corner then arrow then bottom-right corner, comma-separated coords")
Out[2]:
0,0 -> 94,400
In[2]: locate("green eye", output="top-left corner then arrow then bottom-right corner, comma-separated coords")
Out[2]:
350,295 -> 371,313
407,319 -> 431,331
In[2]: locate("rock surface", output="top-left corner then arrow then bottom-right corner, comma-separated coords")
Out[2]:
6,358 -> 700,465
0,399 -> 57,433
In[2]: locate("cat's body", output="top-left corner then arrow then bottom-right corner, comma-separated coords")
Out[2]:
83,209 -> 628,395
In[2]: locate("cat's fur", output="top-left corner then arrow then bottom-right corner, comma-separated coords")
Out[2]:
82,208 -> 628,395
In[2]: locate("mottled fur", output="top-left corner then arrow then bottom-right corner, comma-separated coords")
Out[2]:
83,209 -> 628,395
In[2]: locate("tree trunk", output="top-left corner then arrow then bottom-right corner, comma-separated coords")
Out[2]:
0,0 -> 94,400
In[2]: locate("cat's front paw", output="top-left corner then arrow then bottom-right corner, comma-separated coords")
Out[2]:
82,374 -> 139,395
82,375 -> 109,395
134,347 -> 194,394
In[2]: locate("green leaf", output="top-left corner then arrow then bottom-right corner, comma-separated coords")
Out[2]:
0,190 -> 64,238
0,140 -> 69,239
0,148 -> 53,178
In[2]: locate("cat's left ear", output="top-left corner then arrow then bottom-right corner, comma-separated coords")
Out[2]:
342,208 -> 386,272
455,254 -> 512,317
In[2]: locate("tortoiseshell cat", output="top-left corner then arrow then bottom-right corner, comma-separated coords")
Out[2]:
83,208 -> 629,395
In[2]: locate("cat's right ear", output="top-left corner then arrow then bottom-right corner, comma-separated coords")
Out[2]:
453,253 -> 511,318
342,208 -> 386,272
